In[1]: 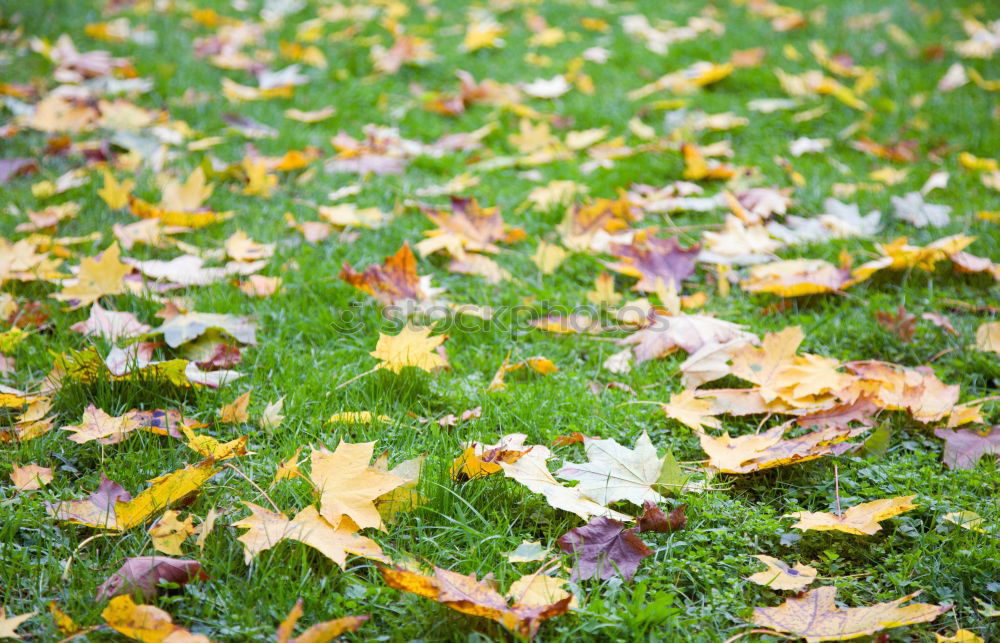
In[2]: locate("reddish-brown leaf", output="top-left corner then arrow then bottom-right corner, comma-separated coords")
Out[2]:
95,556 -> 208,601
339,243 -> 425,306
875,305 -> 917,343
934,426 -> 1000,470
556,516 -> 652,581
606,236 -> 700,292
636,501 -> 687,533
793,397 -> 880,430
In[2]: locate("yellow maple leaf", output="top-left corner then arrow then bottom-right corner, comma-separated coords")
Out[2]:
116,459 -> 221,530
730,326 -> 803,387
242,157 -> 277,198
310,441 -> 406,531
743,259 -> 850,297
373,452 -> 425,523
487,354 -> 558,391
276,599 -> 368,643
936,629 -> 985,643
61,405 -> 142,445
464,19 -> 505,52
53,242 -> 131,309
752,586 -> 950,642
97,170 -> 134,209
0,608 -> 36,640
271,447 -> 303,487
180,424 -> 247,461
746,555 -> 817,591
370,323 -> 447,374
233,503 -> 387,568
158,167 -> 214,212
379,565 -> 572,639
506,573 -> 578,609
660,390 -> 721,432
219,391 -> 251,423
148,510 -> 196,556
698,424 -> 867,474
129,195 -> 233,229
10,463 -> 53,491
785,495 -> 919,536
587,272 -> 622,306
0,326 -> 28,353
975,322 -> 1000,355
532,241 -> 569,275
941,511 -> 986,533
225,231 -> 274,263
102,595 -> 209,643
327,411 -> 393,424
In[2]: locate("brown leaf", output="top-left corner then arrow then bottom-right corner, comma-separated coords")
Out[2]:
416,196 -> 524,256
605,236 -> 700,292
793,397 -> 879,430
875,305 -> 917,343
552,432 -> 590,446
339,243 -> 428,306
636,501 -> 686,533
10,463 -> 53,491
0,158 -> 39,184
934,426 -> 1000,470
619,314 -> 753,364
218,391 -> 251,423
920,312 -> 958,336
95,556 -> 208,601
195,342 -> 242,371
557,516 -> 653,581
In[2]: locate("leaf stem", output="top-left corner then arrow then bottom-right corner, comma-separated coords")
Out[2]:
834,464 -> 842,519
334,365 -> 379,390
224,462 -> 280,513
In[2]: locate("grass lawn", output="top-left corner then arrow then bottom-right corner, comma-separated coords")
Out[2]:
1,0 -> 999,640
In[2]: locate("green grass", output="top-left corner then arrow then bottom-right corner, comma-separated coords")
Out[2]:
1,0 -> 999,640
